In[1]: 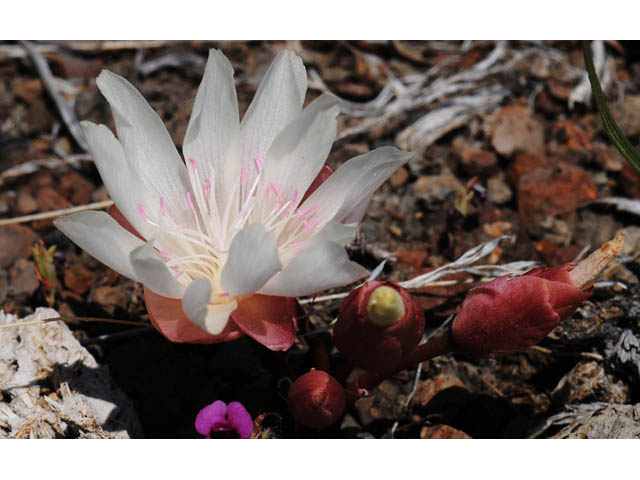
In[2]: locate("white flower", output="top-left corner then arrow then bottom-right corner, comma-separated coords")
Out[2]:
54,49 -> 411,345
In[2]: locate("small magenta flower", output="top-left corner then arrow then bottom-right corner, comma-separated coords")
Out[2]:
451,233 -> 624,357
287,370 -> 346,429
334,281 -> 425,373
54,49 -> 411,350
195,400 -> 253,439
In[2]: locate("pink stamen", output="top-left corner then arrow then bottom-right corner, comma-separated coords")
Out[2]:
159,197 -> 166,216
289,239 -> 305,247
137,202 -> 147,222
297,204 -> 319,218
174,271 -> 185,279
240,162 -> 247,186
291,189 -> 299,205
304,217 -> 320,232
203,178 -> 211,201
186,192 -> 194,210
159,250 -> 172,259
270,182 -> 283,204
219,292 -> 230,297
253,155 -> 262,172
264,185 -> 271,199
294,248 -> 305,256
188,157 -> 198,172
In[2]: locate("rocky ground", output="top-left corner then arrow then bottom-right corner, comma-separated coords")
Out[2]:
1,40 -> 639,438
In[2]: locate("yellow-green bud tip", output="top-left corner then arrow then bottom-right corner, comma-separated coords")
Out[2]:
366,286 -> 405,327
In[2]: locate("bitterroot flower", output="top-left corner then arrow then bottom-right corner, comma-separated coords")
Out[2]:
54,49 -> 411,350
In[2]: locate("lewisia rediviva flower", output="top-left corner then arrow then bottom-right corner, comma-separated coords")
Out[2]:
54,49 -> 411,351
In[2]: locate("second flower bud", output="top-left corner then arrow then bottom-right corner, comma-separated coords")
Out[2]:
334,281 -> 425,373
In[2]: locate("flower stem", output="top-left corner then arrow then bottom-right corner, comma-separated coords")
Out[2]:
347,330 -> 454,406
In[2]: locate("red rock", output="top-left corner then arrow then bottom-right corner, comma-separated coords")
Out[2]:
546,79 -> 573,101
509,153 -> 547,187
619,162 -> 640,199
420,422 -> 471,439
535,89 -> 564,116
551,121 -> 592,152
389,167 -> 409,187
518,161 -> 597,227
63,263 -> 96,295
0,225 -> 38,268
59,171 -> 95,205
460,149 -> 497,176
396,250 -> 428,271
412,374 -> 466,408
36,187 -> 69,211
33,187 -> 69,229
491,105 -> 545,157
30,171 -> 55,189
10,258 -> 39,296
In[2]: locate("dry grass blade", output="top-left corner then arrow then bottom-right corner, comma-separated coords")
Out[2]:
21,41 -> 89,152
0,200 -> 114,226
0,315 -> 148,330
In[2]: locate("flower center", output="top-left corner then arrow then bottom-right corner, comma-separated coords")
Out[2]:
134,155 -> 323,295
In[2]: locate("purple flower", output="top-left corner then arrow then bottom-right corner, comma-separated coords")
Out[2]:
195,400 -> 253,439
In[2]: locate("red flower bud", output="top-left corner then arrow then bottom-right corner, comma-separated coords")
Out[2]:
334,281 -> 425,373
451,233 -> 623,357
288,370 -> 346,429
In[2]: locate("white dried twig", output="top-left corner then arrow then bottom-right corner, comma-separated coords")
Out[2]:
0,154 -> 93,187
299,236 -> 535,305
569,40 -> 610,109
21,41 -> 89,152
592,197 -> 640,216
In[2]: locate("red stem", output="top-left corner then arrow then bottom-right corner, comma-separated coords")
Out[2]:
346,331 -> 454,407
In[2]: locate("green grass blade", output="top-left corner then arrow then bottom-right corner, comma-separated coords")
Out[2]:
583,40 -> 640,175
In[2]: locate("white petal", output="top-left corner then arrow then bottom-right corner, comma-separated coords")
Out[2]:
318,221 -> 358,246
240,50 -> 306,188
183,49 -> 240,207
259,226 -> 368,297
182,278 -> 237,335
258,94 -> 340,205
96,70 -> 190,220
54,211 -> 143,281
81,121 -> 156,240
299,146 -> 412,226
129,241 -> 185,298
220,223 -> 283,295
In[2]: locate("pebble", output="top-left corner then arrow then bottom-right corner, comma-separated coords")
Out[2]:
9,258 -> 39,297
487,173 -> 512,205
0,224 -> 38,269
491,105 -> 545,156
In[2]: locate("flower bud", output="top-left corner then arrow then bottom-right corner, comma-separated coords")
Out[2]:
334,281 -> 425,373
451,233 -> 623,357
287,370 -> 346,429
